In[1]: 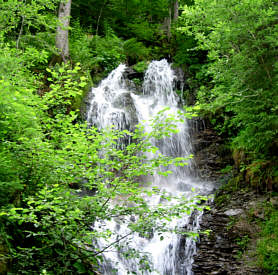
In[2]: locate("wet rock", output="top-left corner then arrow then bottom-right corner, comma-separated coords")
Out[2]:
123,67 -> 144,81
192,191 -> 266,275
190,122 -> 233,181
224,209 -> 244,216
270,196 -> 278,208
172,67 -> 185,91
112,92 -> 139,131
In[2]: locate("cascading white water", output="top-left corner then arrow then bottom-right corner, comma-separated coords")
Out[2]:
86,60 -> 214,274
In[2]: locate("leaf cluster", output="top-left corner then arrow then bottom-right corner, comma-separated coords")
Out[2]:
179,0 -> 278,159
0,58 -> 206,273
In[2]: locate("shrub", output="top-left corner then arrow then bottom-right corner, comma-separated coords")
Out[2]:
89,34 -> 125,74
257,210 -> 278,274
123,38 -> 150,65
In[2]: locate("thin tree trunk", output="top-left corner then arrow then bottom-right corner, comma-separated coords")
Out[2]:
96,0 -> 109,35
56,0 -> 72,62
96,6 -> 104,35
166,5 -> 172,40
16,16 -> 25,49
173,0 -> 179,21
16,0 -> 25,49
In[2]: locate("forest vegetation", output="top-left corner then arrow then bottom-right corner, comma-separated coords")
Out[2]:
0,0 -> 277,274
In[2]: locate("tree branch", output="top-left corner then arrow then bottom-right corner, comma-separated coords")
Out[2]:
16,16 -> 25,49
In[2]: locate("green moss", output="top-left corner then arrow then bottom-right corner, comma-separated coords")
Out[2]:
214,173 -> 247,207
257,208 -> 278,274
235,235 -> 250,259
133,61 -> 149,73
214,193 -> 231,207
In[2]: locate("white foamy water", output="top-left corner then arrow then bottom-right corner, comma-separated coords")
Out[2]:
86,60 -> 214,274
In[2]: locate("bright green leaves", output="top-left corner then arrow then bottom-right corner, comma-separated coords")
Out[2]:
43,63 -> 88,116
0,0 -> 58,30
6,186 -> 101,274
2,85 -> 206,273
89,34 -> 126,74
257,206 -> 278,274
179,0 -> 278,157
0,68 -> 44,206
0,0 -> 58,48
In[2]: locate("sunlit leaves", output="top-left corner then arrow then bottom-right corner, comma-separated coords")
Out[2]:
1,68 -> 205,273
180,0 -> 278,157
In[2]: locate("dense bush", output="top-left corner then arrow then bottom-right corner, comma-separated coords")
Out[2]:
257,208 -> 278,274
0,44 -> 203,273
70,20 -> 95,71
89,34 -> 125,74
179,0 -> 278,159
123,38 -> 150,65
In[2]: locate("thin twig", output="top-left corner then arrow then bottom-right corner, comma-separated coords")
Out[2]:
16,16 -> 25,49
92,231 -> 133,257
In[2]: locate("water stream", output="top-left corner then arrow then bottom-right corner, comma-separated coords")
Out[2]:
86,60 -> 214,274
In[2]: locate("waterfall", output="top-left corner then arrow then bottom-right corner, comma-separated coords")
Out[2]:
86,60 -> 214,274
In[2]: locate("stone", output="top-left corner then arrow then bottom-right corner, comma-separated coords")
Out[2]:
224,209 -> 244,216
270,196 -> 278,208
123,67 -> 144,81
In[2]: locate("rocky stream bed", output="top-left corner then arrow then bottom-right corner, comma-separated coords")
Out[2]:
190,120 -> 268,275
192,190 -> 266,275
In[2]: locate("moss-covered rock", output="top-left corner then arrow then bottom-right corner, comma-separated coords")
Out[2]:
232,149 -> 247,171
0,241 -> 8,275
245,160 -> 278,192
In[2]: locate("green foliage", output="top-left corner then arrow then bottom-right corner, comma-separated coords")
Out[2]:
0,0 -> 58,62
257,209 -> 278,274
70,20 -> 95,71
171,20 -> 209,105
0,0 -> 58,36
0,45 -> 38,87
19,32 -> 56,57
123,38 -> 150,65
180,0 -> 278,159
125,21 -> 162,43
90,34 -> 125,74
220,165 -> 233,174
0,52 -> 207,273
235,235 -> 250,258
71,0 -> 169,38
2,110 -> 204,274
70,0 -> 174,65
172,31 -> 203,68
0,44 -> 44,206
44,63 -> 87,116
133,61 -> 149,73
6,186 -> 99,274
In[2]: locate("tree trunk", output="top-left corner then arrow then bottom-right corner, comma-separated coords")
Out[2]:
166,5 -> 172,40
56,0 -> 72,62
96,0 -> 110,35
16,16 -> 25,49
173,0 -> 179,21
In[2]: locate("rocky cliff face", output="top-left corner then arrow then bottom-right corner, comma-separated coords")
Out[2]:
189,118 -> 232,181
192,194 -> 265,275
189,120 -> 266,274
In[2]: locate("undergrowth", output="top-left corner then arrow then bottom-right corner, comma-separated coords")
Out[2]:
257,200 -> 278,274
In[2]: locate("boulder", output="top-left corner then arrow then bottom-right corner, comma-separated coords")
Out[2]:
224,209 -> 244,216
